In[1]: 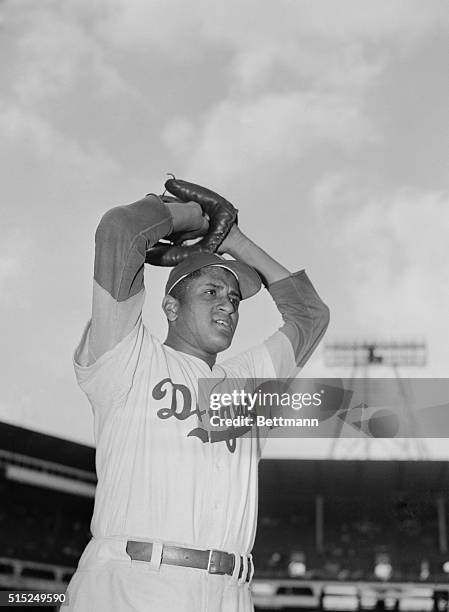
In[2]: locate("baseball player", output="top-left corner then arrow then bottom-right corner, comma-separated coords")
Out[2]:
66,182 -> 329,611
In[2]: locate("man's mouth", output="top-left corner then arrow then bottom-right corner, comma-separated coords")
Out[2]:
213,318 -> 233,333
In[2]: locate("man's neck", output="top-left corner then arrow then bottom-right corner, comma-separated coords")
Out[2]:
164,334 -> 216,368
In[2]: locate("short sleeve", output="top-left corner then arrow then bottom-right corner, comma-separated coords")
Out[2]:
264,330 -> 299,378
220,331 -> 297,381
219,341 -> 276,380
73,316 -> 146,408
219,331 -> 300,457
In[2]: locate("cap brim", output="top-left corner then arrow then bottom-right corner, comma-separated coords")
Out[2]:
209,260 -> 262,300
165,253 -> 262,300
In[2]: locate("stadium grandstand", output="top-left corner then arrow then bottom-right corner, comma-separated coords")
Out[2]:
253,459 -> 449,610
1,421 -> 449,610
0,421 -> 93,609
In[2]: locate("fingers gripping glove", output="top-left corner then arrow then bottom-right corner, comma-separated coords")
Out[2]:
145,177 -> 238,267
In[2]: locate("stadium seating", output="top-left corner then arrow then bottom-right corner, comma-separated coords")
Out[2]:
0,478 -> 91,567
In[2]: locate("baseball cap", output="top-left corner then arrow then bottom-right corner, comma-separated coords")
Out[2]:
165,253 -> 262,300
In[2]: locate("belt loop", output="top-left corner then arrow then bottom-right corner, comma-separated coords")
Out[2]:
207,550 -> 213,573
150,542 -> 163,571
238,554 -> 248,586
231,553 -> 241,583
248,553 -> 254,584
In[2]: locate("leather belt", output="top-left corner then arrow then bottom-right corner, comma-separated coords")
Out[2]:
126,540 -> 253,582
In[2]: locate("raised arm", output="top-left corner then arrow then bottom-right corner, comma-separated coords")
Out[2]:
219,225 -> 330,373
86,195 -> 208,364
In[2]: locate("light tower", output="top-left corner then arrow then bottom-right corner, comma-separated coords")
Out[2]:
324,340 -> 428,459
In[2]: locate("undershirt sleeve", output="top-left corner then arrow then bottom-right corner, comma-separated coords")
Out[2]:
73,194 -> 173,404
265,270 -> 330,377
221,270 -> 329,380
87,194 -> 173,363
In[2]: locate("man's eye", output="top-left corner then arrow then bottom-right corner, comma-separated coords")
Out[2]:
230,298 -> 240,307
206,289 -> 216,296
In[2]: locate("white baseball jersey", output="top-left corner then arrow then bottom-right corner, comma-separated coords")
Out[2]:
65,195 -> 329,612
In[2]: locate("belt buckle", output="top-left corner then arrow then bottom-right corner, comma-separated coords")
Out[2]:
207,549 -> 228,575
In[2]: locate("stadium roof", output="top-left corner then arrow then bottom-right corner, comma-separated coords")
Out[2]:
259,458 -> 449,513
0,421 -> 94,472
1,421 -> 448,501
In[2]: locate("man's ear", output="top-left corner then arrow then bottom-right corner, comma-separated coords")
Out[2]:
162,294 -> 180,322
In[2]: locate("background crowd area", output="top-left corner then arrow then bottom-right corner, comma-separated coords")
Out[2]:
1,423 -> 449,586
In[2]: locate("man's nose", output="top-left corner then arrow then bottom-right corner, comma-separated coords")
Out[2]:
218,297 -> 235,313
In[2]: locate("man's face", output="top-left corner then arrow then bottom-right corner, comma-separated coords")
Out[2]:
171,266 -> 241,361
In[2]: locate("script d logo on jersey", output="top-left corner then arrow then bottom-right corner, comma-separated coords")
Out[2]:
152,378 -> 253,453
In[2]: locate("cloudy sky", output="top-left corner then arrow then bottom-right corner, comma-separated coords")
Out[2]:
1,0 -> 448,459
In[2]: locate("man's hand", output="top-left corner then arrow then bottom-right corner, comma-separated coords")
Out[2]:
218,223 -> 290,286
165,201 -> 209,242
216,224 -> 246,257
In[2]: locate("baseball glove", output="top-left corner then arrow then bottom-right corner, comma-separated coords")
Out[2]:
145,177 -> 238,267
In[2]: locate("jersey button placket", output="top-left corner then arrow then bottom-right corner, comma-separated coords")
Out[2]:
209,447 -> 224,525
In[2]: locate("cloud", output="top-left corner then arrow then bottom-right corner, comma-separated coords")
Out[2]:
5,0 -> 447,105
161,116 -> 195,157
163,90 -> 377,183
98,0 -> 448,56
230,41 -> 386,97
0,255 -> 21,306
3,0 -> 139,107
156,2 -> 447,185
4,0 -> 447,185
312,175 -> 449,340
0,102 -> 119,183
